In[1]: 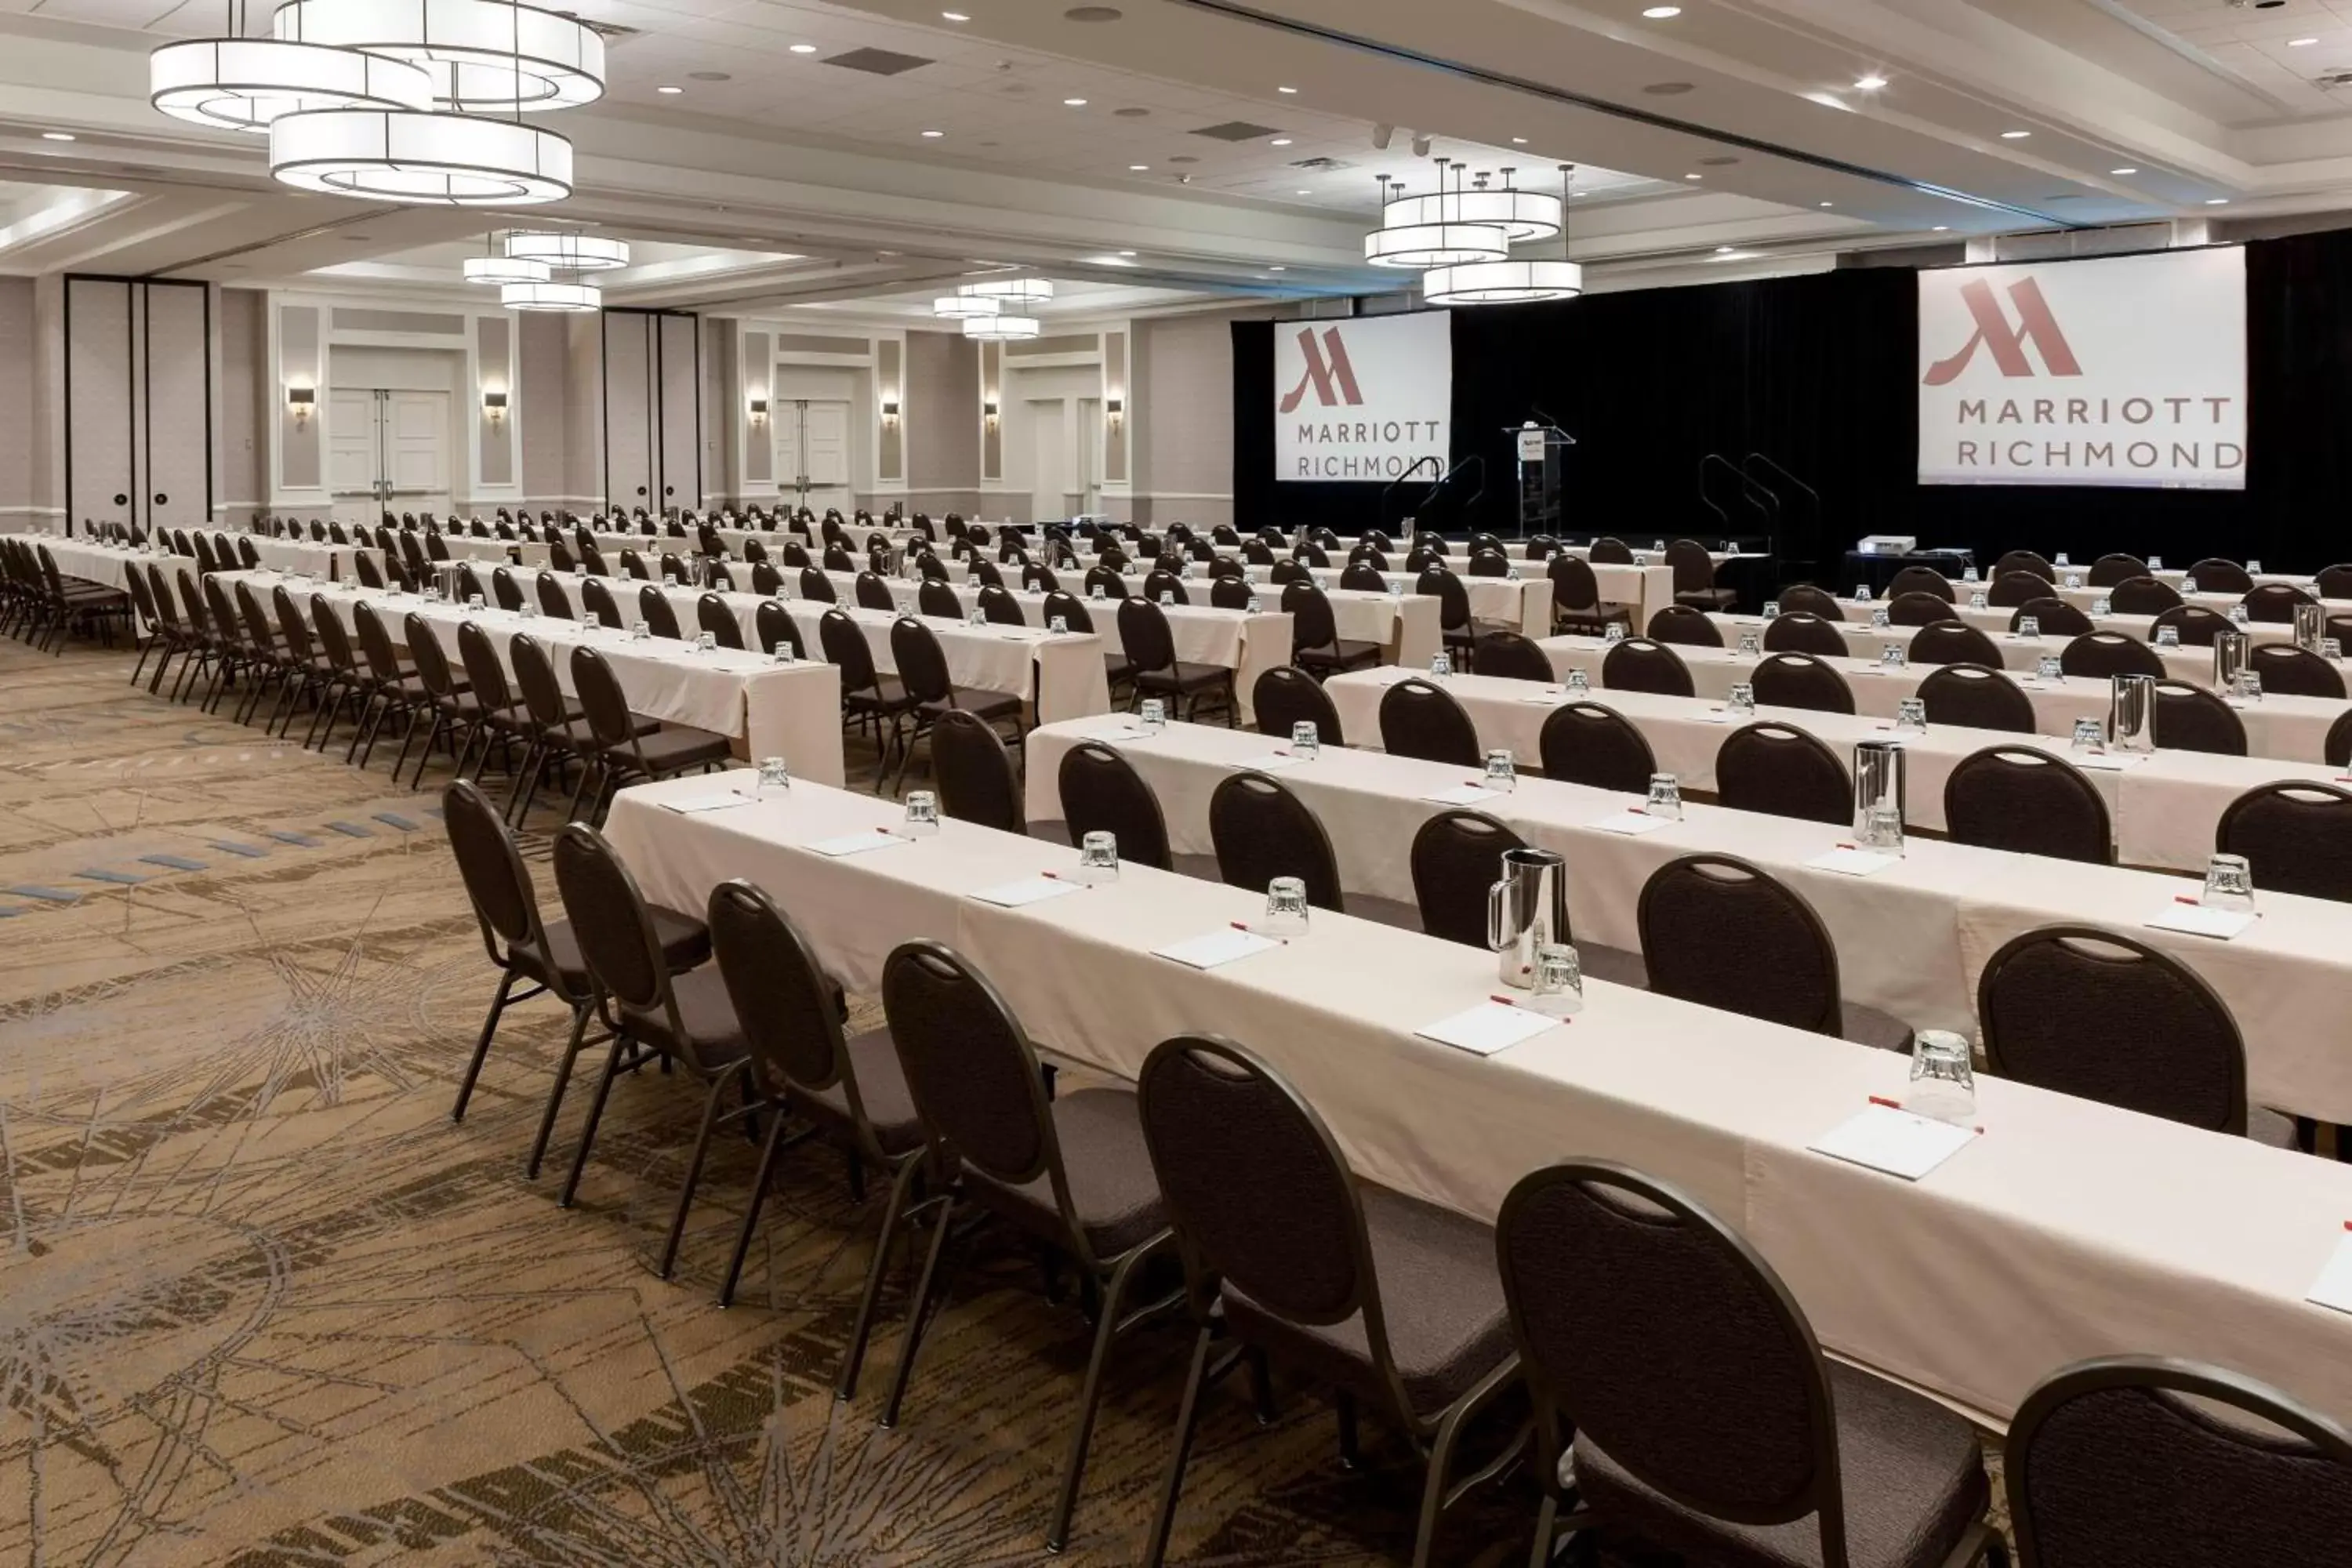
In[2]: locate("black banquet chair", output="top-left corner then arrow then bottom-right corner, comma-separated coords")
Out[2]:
2216,781 -> 2352,903
1639,854 -> 1916,1052
2248,643 -> 2348,699
1537,702 -> 1657,794
929,707 -> 1023,833
1944,746 -> 2111,863
2004,1355 -> 2352,1568
2152,680 -> 2247,756
1135,1035 -> 1522,1568
1646,604 -> 1725,648
1379,677 -> 1483,768
1762,611 -> 1849,659
1978,924 -> 2292,1145
2060,631 -> 2164,681
1908,622 -> 2004,668
1251,664 -> 1344,746
1917,663 -> 2034,733
1750,652 -> 1854,715
1600,637 -> 1695,698
1472,629 -> 1552,683
1497,1158 -> 2001,1568
1410,815 -> 1647,986
1715,722 -> 1850,826
1208,770 -> 1344,911
1057,740 -> 1173,871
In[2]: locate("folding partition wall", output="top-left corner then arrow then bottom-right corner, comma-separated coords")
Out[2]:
65,275 -> 212,536
601,307 -> 700,514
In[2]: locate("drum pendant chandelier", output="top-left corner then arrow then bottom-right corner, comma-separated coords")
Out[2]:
151,0 -> 604,206
1363,165 -> 1508,268
1420,164 -> 1585,306
935,275 -> 1050,338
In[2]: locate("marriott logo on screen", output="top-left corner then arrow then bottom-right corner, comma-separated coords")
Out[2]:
1275,313 -> 1453,481
1918,264 -> 2241,481
1279,327 -> 1363,412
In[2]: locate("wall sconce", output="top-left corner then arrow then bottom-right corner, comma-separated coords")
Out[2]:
1106,394 -> 1124,429
482,389 -> 508,427
748,394 -> 768,426
880,397 -> 900,424
984,395 -> 1000,426
287,385 -> 314,430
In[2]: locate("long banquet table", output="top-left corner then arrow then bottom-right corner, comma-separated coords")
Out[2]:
1019,711 -> 2352,1124
604,769 -> 2352,1431
221,569 -> 847,786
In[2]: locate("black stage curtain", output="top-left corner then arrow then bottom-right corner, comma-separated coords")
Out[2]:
1232,224 -> 2352,582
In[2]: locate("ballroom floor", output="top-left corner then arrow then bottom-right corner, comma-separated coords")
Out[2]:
0,635 -> 1602,1567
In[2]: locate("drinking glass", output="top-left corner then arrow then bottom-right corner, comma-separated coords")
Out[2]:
757,756 -> 791,796
1762,600 -> 1780,620
1157,591 -> 1174,606
1907,1030 -> 1977,1125
1261,876 -> 1311,937
696,630 -> 717,653
1076,830 -> 1120,884
1726,681 -> 1756,717
1430,651 -> 1453,677
1602,622 -> 1625,644
2183,576 -> 2199,596
1247,594 -> 1264,612
1090,584 -> 1106,601
2148,555 -> 2163,571
1048,615 -> 1069,634
2249,558 -> 2264,575
1970,591 -> 1988,609
2326,638 -> 2344,661
1646,773 -> 1683,821
1896,696 -> 1928,733
1853,586 -> 1874,604
1566,668 -> 1590,693
1139,698 -> 1167,733
2231,669 -> 2263,703
1632,552 -> 1650,568
467,593 -> 485,612
1737,630 -> 1761,657
1962,564 -> 1980,583
2063,572 -> 2085,590
1871,606 -> 1892,629
2016,615 -> 2041,639
2202,852 -> 2256,913
903,790 -> 941,837
771,641 -> 797,664
630,621 -> 652,641
1290,720 -> 1320,758
2071,717 -> 2105,752
2229,604 -> 2251,626
1387,577 -> 1403,595
1528,942 -> 1584,1018
2036,655 -> 2063,682
969,605 -> 989,626
2055,553 -> 2071,568
2091,596 -> 2112,617
1652,539 -> 1665,550
1880,642 -> 1905,670
2155,625 -> 2180,648
1861,803 -> 1905,854
1484,749 -> 1517,793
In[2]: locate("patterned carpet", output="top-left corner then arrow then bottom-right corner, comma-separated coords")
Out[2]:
0,634 -> 1550,1567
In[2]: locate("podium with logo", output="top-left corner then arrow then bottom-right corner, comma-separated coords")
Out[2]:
1508,422 -> 1574,539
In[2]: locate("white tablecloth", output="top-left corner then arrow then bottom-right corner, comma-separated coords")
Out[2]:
1022,711 -> 2352,1123
223,533 -> 365,581
604,771 -> 2352,1432
1242,564 -> 1553,636
1102,572 -> 1439,668
227,570 -> 846,786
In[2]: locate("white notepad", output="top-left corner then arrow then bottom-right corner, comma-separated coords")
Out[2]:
2146,902 -> 2258,941
1421,782 -> 1501,807
1587,810 -> 1672,837
2070,752 -> 2147,771
1414,1000 -> 1561,1057
661,792 -> 753,815
1080,720 -> 1145,741
1153,928 -> 1282,969
2305,1234 -> 2352,1316
1232,752 -> 1305,771
1807,846 -> 1901,877
1808,1105 -> 1976,1181
804,829 -> 909,858
969,875 -> 1085,909
1517,690 -> 1569,706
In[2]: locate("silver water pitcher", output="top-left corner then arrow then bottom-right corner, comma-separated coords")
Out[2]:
1851,739 -> 1907,851
2214,630 -> 2250,690
2296,598 -> 2326,653
1487,847 -> 1569,989
2109,673 -> 2155,754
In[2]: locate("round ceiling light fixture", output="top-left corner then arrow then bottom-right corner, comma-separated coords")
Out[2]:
150,34 -> 434,133
504,230 -> 628,269
463,252 -> 550,283
931,293 -> 1002,319
499,277 -> 601,311
963,313 -> 1042,340
1419,164 -> 1586,307
273,0 -> 606,112
1364,220 -> 1508,267
1380,163 -> 1561,241
270,107 -> 572,203
961,276 -> 1054,303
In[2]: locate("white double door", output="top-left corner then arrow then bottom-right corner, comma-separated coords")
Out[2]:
328,388 -> 451,523
775,400 -> 851,514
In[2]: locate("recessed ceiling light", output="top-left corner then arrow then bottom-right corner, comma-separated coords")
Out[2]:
789,42 -> 816,53
1269,264 -> 1287,270
1270,136 -> 1292,146
2109,167 -> 2139,176
942,9 -> 971,19
1063,97 -> 1087,106
2288,35 -> 2318,45
41,131 -> 74,141
1853,74 -> 1887,90
1511,136 -> 1527,144
921,129 -> 945,137
1819,201 -> 1834,208
1295,187 -> 1311,194
1127,162 -> 1149,170
2000,129 -> 2031,139
1683,172 -> 1702,180
1642,5 -> 1681,15
657,84 -> 683,93
1715,245 -> 1734,252
1118,249 -> 1136,256
1276,85 -> 1297,95
2207,197 -> 2230,205
1933,225 -> 1949,231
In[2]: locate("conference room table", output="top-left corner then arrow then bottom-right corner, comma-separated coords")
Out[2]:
1317,666 -> 2347,874
1097,571 -> 1439,667
212,532 -> 369,580
1541,631 -> 2350,764
604,768 -> 2352,1432
510,566 -> 1112,724
1020,710 -> 2352,1123
223,569 -> 848,786
1240,563 -> 1556,636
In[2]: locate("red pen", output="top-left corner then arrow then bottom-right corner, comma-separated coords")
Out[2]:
1868,1094 -> 1902,1110
1230,920 -> 1287,943
1489,994 -> 1520,1007
1835,842 -> 1858,852
2174,894 -> 2201,906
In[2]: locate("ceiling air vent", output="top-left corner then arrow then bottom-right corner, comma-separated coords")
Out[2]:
825,48 -> 935,76
1290,156 -> 1350,171
1192,120 -> 1283,141
2318,69 -> 2352,89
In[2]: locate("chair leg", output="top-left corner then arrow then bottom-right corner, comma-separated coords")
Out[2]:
1527,1495 -> 1559,1568
1142,1325 -> 1217,1568
450,971 -> 516,1123
526,1004 -> 593,1180
657,1063 -> 744,1280
1046,1247 -> 1147,1552
837,1155 -> 924,1402
879,1190 -> 960,1429
1410,1391 -> 1479,1568
717,1107 -> 793,1308
557,1029 -> 630,1208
